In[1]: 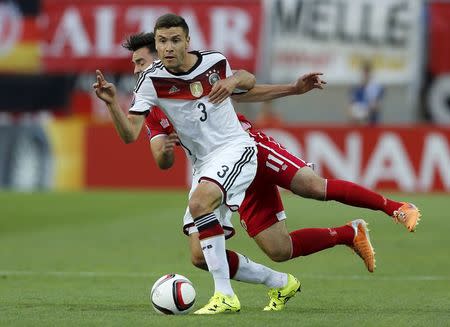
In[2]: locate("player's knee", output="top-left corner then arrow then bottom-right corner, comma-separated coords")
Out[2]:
292,169 -> 326,200
189,182 -> 222,217
188,199 -> 208,218
308,177 -> 326,200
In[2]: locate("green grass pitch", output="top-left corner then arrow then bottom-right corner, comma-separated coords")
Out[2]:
0,191 -> 449,326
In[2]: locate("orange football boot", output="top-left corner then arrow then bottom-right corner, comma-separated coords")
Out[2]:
393,202 -> 421,232
347,219 -> 376,273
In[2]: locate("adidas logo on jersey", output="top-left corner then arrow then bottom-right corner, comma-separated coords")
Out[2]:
169,85 -> 180,94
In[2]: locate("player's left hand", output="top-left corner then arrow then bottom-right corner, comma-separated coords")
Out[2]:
208,77 -> 237,104
293,72 -> 327,94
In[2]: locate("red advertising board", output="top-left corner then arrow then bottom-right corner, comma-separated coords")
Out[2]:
85,124 -> 450,192
41,0 -> 263,73
86,124 -> 188,188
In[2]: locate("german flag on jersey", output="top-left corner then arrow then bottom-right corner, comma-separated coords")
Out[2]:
0,0 -> 40,73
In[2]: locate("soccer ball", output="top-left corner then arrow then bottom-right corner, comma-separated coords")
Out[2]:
150,273 -> 196,315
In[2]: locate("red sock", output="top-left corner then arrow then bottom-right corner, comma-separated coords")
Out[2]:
289,225 -> 354,258
326,179 -> 402,216
226,250 -> 239,278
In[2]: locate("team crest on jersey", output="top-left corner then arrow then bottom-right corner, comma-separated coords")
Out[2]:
189,81 -> 203,98
160,118 -> 170,129
206,69 -> 220,85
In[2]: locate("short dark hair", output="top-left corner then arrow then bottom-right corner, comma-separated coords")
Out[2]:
122,32 -> 156,54
154,13 -> 189,37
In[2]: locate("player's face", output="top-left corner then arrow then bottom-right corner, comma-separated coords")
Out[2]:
132,47 -> 155,75
155,27 -> 190,72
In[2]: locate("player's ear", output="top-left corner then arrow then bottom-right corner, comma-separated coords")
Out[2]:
186,35 -> 190,50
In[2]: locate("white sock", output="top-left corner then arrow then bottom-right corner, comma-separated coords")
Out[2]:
233,253 -> 287,288
199,235 -> 234,296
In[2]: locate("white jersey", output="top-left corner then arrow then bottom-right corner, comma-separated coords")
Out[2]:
130,50 -> 254,167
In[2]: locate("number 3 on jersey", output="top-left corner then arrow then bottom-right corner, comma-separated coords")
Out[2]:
197,102 -> 207,121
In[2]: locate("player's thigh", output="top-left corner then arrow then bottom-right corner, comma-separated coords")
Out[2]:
192,145 -> 257,215
254,136 -> 306,190
239,178 -> 286,238
253,221 -> 291,262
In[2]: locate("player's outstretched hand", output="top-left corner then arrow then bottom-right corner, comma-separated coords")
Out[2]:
93,69 -> 117,104
208,77 -> 237,104
293,72 -> 327,95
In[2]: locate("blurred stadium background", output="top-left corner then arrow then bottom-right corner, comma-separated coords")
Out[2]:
0,0 -> 449,192
0,0 -> 449,326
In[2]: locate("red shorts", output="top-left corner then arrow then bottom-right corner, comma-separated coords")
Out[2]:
238,131 -> 308,237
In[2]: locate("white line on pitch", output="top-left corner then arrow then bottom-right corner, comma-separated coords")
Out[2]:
0,271 -> 448,281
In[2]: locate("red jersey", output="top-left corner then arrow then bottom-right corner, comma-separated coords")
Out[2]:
145,107 -> 175,140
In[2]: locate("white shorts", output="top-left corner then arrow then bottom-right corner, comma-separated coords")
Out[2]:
195,145 -> 257,211
182,145 -> 257,238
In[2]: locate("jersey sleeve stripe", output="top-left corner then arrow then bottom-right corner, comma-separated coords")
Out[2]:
134,70 -> 151,93
199,50 -> 222,56
150,133 -> 167,141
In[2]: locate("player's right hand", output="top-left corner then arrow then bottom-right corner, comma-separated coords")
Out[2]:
93,69 -> 117,104
208,77 -> 237,104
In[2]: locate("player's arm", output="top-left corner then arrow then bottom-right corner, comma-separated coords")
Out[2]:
208,69 -> 256,104
150,133 -> 178,170
93,69 -> 145,143
231,69 -> 256,90
232,72 -> 326,103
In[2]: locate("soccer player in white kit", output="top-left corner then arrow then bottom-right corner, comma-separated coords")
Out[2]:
94,14 -> 257,314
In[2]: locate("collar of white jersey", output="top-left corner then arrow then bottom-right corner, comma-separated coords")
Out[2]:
165,51 -> 202,76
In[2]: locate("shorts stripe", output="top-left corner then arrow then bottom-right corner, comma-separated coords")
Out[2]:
223,147 -> 255,191
256,142 -> 305,169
